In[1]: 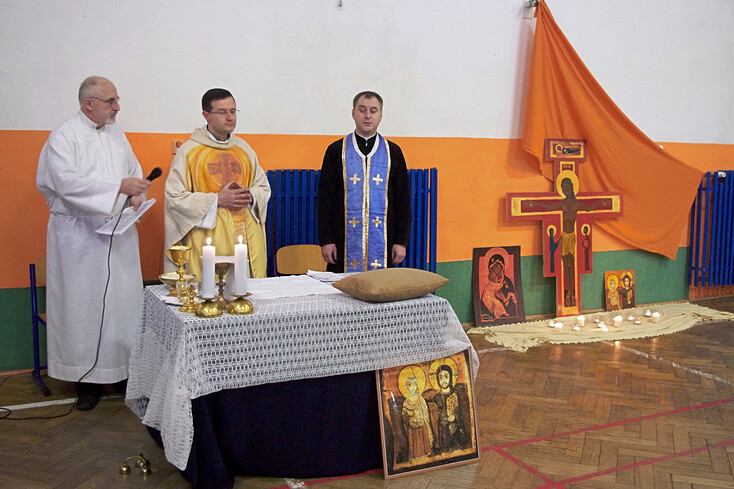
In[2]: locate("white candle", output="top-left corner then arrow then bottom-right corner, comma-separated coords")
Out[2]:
572,325 -> 580,331
613,315 -> 623,327
600,325 -> 608,332
201,237 -> 216,298
577,315 -> 585,327
234,235 -> 249,296
651,312 -> 661,323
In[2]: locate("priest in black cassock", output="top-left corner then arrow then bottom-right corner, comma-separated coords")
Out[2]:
317,91 -> 412,273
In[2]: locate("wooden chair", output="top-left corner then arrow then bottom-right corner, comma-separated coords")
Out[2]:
275,245 -> 327,275
29,255 -> 51,396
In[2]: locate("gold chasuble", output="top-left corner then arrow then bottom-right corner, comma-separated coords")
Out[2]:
164,127 -> 270,280
184,145 -> 267,279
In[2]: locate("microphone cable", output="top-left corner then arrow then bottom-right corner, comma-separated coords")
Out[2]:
0,166 -> 163,421
0,203 -> 123,420
1,168 -> 162,420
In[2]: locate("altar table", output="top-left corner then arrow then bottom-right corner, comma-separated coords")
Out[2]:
126,279 -> 477,486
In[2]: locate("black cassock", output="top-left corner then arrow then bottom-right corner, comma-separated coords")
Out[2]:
317,132 -> 412,272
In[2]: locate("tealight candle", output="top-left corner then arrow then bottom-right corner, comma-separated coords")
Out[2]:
201,237 -> 216,298
554,322 -> 564,330
577,315 -> 586,327
651,312 -> 661,323
644,310 -> 652,317
573,325 -> 580,331
600,325 -> 608,332
548,320 -> 556,328
634,319 -> 642,325
613,315 -> 623,327
627,315 -> 635,321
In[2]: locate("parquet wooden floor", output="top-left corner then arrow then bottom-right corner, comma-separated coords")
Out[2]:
2,297 -> 734,488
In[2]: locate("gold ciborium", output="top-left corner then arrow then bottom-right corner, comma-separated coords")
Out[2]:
159,271 -> 196,296
169,245 -> 197,313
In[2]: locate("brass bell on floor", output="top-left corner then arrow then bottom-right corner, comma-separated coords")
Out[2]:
119,453 -> 152,476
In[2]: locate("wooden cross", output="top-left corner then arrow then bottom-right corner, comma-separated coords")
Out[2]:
506,139 -> 622,317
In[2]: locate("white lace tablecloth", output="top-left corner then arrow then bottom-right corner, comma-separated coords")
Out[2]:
126,282 -> 478,470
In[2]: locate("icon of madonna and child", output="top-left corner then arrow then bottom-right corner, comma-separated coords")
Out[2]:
377,349 -> 479,477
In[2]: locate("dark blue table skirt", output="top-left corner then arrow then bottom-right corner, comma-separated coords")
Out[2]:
148,370 -> 383,488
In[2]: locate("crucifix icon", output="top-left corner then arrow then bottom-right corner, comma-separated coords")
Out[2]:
507,139 -> 622,317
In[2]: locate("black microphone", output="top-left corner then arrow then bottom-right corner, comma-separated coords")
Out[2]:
146,167 -> 163,182
123,167 -> 163,207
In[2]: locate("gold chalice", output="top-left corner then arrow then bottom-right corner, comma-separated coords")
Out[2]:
214,261 -> 231,311
169,245 -> 192,283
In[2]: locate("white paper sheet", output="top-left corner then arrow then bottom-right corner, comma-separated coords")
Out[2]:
247,275 -> 341,299
306,270 -> 345,283
96,198 -> 156,235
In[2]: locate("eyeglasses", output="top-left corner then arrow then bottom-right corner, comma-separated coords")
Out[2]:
206,109 -> 239,116
88,96 -> 121,105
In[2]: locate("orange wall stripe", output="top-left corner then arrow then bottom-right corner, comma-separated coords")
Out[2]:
3,129 -> 732,289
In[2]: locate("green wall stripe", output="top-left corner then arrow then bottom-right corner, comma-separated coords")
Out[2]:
1,251 -> 689,371
435,247 -> 690,323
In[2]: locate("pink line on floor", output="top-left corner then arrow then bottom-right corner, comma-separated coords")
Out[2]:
492,447 -> 566,489
484,397 -> 734,488
274,398 -> 734,488
483,396 -> 734,451
557,438 -> 734,486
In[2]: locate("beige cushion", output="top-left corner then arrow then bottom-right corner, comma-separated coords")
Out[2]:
333,268 -> 449,302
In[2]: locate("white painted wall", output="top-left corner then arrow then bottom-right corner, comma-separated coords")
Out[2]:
1,0 -> 731,143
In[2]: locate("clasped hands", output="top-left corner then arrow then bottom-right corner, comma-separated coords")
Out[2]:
218,181 -> 253,209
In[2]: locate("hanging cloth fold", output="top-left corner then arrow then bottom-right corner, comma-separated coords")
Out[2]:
522,1 -> 704,259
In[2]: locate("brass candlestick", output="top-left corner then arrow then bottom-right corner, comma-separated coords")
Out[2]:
214,262 -> 231,311
195,297 -> 222,317
228,293 -> 254,315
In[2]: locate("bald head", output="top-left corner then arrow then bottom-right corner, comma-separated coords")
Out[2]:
78,76 -> 120,128
78,76 -> 113,105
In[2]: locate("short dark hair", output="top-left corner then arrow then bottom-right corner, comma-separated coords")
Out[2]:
202,88 -> 235,112
352,91 -> 383,110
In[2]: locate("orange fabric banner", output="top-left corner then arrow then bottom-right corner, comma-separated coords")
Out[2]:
522,1 -> 704,260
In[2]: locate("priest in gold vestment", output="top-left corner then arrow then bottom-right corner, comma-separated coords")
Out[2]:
164,88 -> 270,278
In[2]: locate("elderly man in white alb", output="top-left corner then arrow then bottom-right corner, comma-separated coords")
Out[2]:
37,76 -> 150,411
